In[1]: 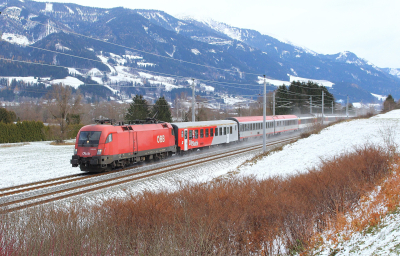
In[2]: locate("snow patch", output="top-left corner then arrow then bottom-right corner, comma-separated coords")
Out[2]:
45,3 -> 53,12
289,75 -> 334,88
106,17 -> 116,24
123,55 -> 143,60
257,76 -> 291,87
191,49 -> 201,55
68,68 -> 82,76
137,62 -> 156,67
4,6 -> 22,17
371,93 -> 386,101
65,5 -> 74,14
200,83 -> 215,92
50,76 -> 84,89
55,43 -> 71,51
75,7 -> 83,16
1,33 -> 31,45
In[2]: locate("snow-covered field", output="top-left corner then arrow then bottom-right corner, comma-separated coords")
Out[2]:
2,110 -> 400,254
238,111 -> 400,179
0,140 -> 79,188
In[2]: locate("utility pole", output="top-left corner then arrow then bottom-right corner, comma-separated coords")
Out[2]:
332,101 -> 334,114
321,91 -> 324,124
346,95 -> 349,117
191,79 -> 195,122
263,75 -> 266,153
273,91 -> 275,116
310,96 -> 312,114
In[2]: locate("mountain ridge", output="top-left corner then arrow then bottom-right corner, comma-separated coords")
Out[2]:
0,0 -> 399,105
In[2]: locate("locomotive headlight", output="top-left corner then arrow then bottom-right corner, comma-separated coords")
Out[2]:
74,148 -> 77,155
97,149 -> 102,155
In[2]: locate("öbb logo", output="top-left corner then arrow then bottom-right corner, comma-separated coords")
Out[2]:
157,135 -> 165,143
189,140 -> 198,146
82,152 -> 91,156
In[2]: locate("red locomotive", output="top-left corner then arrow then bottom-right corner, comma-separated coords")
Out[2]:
71,119 -> 176,172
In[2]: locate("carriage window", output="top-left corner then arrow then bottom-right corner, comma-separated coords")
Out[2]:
230,126 -> 232,134
181,130 -> 184,138
210,128 -> 214,137
189,130 -> 193,139
185,130 -> 187,139
205,129 -> 209,137
195,130 -> 198,139
219,127 -> 222,136
200,129 -> 204,138
224,127 -> 226,135
215,127 -> 218,136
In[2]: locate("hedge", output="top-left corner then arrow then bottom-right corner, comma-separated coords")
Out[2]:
0,121 -> 84,143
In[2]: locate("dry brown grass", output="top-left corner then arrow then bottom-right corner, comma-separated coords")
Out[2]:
49,141 -> 75,146
0,144 -> 395,255
306,155 -> 400,254
0,143 -> 30,148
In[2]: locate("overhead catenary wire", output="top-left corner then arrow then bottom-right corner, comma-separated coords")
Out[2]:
0,13 -> 339,103
3,11 -> 337,95
0,13 -> 267,77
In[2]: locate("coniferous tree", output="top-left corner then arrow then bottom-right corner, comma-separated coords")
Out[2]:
383,94 -> 396,112
151,96 -> 172,122
275,81 -> 335,114
125,95 -> 150,121
0,108 -> 16,123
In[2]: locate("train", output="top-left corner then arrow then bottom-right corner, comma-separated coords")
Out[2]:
71,114 -> 347,172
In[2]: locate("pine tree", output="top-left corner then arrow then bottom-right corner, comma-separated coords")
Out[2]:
151,96 -> 172,122
125,95 -> 150,121
383,94 -> 396,112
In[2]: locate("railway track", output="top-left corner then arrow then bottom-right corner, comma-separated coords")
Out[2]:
0,135 -> 299,214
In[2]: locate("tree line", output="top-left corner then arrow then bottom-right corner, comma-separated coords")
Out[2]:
275,81 -> 335,115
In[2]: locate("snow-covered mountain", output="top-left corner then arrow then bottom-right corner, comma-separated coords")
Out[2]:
0,1 -> 400,104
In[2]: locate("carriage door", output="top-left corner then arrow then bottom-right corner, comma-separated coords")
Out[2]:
226,126 -> 230,143
184,129 -> 188,151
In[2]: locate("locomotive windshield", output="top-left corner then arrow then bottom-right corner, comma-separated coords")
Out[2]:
78,131 -> 102,147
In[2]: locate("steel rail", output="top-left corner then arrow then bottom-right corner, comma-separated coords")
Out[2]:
0,135 -> 299,214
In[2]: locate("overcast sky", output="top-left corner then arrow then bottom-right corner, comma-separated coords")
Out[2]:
37,0 -> 400,68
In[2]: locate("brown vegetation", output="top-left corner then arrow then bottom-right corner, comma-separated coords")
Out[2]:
0,144 -> 396,255
0,142 -> 30,148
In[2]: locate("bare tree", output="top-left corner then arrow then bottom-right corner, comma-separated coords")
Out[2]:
46,83 -> 81,142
